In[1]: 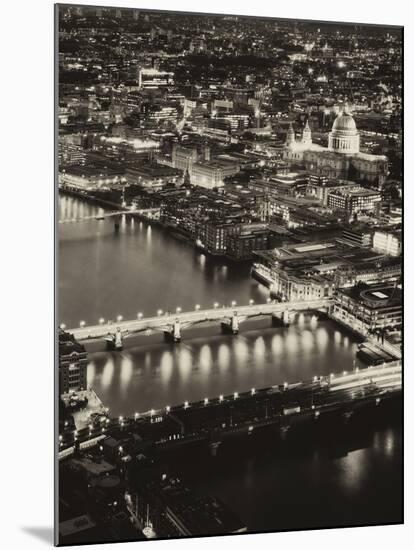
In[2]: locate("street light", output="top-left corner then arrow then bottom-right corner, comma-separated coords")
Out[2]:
166,406 -> 170,413
266,297 -> 271,304
117,315 -> 123,323
157,309 -> 163,316
231,300 -> 237,307
79,320 -> 86,328
204,397 -> 209,405
219,395 -> 224,402
184,401 -> 189,409
251,388 -> 256,395
214,302 -> 219,309
99,318 -> 105,325
195,304 -> 201,311
249,299 -> 254,305
234,392 -> 239,400
176,306 -> 182,314
134,412 -> 139,420
137,312 -> 143,320
60,323 -> 66,330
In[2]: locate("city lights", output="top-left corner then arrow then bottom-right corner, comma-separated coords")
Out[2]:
56,6 -> 402,542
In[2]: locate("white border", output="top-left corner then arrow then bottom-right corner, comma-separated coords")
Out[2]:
1,1 -> 411,549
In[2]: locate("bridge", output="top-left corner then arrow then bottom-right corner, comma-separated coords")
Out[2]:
58,207 -> 160,224
58,360 -> 402,459
65,298 -> 332,349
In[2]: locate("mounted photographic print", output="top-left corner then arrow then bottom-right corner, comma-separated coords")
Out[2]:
55,3 -> 403,546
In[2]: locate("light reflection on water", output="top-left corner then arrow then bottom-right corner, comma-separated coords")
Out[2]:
87,318 -> 360,417
59,195 -> 269,327
60,195 -> 402,530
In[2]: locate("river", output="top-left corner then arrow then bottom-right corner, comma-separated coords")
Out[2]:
58,193 -> 402,532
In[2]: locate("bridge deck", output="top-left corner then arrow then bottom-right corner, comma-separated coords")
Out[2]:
67,299 -> 331,340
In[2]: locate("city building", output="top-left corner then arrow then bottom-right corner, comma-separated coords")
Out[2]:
59,165 -> 126,190
283,107 -> 389,186
171,144 -> 198,173
126,163 -> 182,190
226,223 -> 270,260
138,68 -> 174,89
338,226 -> 373,248
327,186 -> 381,214
332,283 -> 402,334
252,240 -> 401,300
58,329 -> 88,395
191,160 -> 239,189
196,220 -> 241,255
306,175 -> 360,206
373,229 -> 402,257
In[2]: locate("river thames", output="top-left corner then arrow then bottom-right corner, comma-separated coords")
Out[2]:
59,194 -> 402,531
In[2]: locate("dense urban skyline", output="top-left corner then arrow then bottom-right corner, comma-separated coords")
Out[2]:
57,4 -> 402,546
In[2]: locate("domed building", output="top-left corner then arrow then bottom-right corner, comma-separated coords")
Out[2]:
283,107 -> 388,186
328,107 -> 360,154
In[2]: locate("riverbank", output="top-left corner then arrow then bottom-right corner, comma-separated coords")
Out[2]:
58,185 -> 254,263
59,185 -> 124,211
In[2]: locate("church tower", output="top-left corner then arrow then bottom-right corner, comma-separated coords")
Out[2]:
285,123 -> 295,147
301,119 -> 312,146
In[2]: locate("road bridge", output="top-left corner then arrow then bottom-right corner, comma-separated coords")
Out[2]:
65,298 -> 332,349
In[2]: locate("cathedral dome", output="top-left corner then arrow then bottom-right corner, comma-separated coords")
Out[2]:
332,112 -> 357,133
328,108 -> 360,154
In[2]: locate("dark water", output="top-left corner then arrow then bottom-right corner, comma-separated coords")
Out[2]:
85,316 -> 360,417
59,195 -> 268,328
59,194 -> 402,531
174,410 -> 402,532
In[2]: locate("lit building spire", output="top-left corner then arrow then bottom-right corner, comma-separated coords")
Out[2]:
302,119 -> 312,145
285,123 -> 295,146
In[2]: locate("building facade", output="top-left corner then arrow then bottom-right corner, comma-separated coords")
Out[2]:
373,230 -> 402,257
283,107 -> 388,186
59,330 -> 88,396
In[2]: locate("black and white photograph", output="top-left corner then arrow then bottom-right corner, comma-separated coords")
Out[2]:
54,3 -> 404,546
1,0 -> 411,547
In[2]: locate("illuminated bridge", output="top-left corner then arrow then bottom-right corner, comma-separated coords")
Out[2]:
65,298 -> 332,348
58,207 -> 159,224
58,360 -> 402,460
